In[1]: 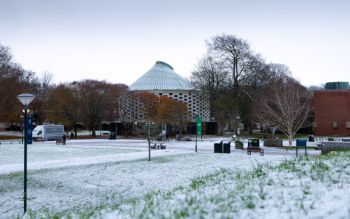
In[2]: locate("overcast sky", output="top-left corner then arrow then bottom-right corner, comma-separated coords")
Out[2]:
1,0 -> 349,86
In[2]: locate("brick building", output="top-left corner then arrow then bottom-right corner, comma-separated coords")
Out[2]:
313,89 -> 350,136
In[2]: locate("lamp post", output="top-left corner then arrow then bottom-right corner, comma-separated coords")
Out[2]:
147,122 -> 152,161
16,93 -> 35,213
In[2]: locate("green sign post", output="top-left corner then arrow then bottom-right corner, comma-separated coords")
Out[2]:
196,116 -> 202,136
195,116 -> 202,152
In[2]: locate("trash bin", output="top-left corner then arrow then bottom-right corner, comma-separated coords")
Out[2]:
308,135 -> 315,142
296,139 -> 307,147
296,138 -> 307,157
248,138 -> 259,147
223,141 -> 231,153
214,141 -> 223,153
108,132 -> 116,140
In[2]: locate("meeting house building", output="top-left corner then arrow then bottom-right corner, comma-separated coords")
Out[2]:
119,61 -> 213,134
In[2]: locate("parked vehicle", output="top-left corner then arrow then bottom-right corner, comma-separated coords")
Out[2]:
32,125 -> 64,141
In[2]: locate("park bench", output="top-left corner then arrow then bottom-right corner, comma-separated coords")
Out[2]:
151,143 -> 167,150
247,146 -> 264,156
55,138 -> 66,145
247,138 -> 264,156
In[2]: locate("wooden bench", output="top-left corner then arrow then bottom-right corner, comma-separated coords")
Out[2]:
151,143 -> 167,150
247,146 -> 264,156
159,143 -> 166,149
56,138 -> 66,145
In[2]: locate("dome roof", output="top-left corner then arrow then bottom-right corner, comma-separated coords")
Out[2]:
129,61 -> 194,91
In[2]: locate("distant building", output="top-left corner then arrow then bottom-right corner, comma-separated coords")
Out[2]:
313,82 -> 350,136
122,61 -> 210,122
118,61 -> 213,134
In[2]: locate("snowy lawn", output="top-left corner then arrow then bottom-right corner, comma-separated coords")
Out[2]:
100,151 -> 350,219
0,138 -> 292,218
0,140 -> 143,166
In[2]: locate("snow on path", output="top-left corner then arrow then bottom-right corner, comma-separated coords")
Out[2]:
0,149 -> 191,175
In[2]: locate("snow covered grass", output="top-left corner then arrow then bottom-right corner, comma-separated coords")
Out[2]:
91,152 -> 350,219
8,151 -> 349,218
1,139 -> 291,219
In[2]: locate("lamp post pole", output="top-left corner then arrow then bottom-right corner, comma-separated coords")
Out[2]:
23,106 -> 28,213
148,123 -> 151,161
195,129 -> 197,152
195,115 -> 202,153
16,93 -> 35,214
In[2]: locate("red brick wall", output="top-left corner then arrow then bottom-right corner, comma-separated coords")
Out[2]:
313,90 -> 350,136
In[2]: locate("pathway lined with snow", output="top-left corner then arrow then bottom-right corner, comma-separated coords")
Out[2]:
0,149 -> 192,175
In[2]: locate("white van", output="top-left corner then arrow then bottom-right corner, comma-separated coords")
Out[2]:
32,125 -> 64,141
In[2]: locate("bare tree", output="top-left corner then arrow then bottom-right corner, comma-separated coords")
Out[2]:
191,55 -> 229,133
138,92 -> 159,161
0,44 -> 38,125
192,37 -> 274,133
0,45 -> 12,69
255,67 -> 312,146
40,71 -> 54,88
207,34 -> 253,98
46,83 -> 80,135
77,80 -> 117,136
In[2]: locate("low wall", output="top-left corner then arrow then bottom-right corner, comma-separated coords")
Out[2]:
321,142 -> 350,154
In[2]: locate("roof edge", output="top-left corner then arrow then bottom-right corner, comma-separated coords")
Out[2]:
155,61 -> 173,70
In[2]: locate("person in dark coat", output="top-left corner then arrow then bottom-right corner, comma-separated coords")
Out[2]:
62,134 -> 66,145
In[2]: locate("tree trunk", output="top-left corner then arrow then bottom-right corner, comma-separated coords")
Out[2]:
148,125 -> 151,161
148,138 -> 151,161
288,134 -> 293,147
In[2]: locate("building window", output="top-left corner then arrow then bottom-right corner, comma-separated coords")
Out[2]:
346,122 -> 350,128
333,121 -> 338,128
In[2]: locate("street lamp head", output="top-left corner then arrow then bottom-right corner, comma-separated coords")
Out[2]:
17,93 -> 35,106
